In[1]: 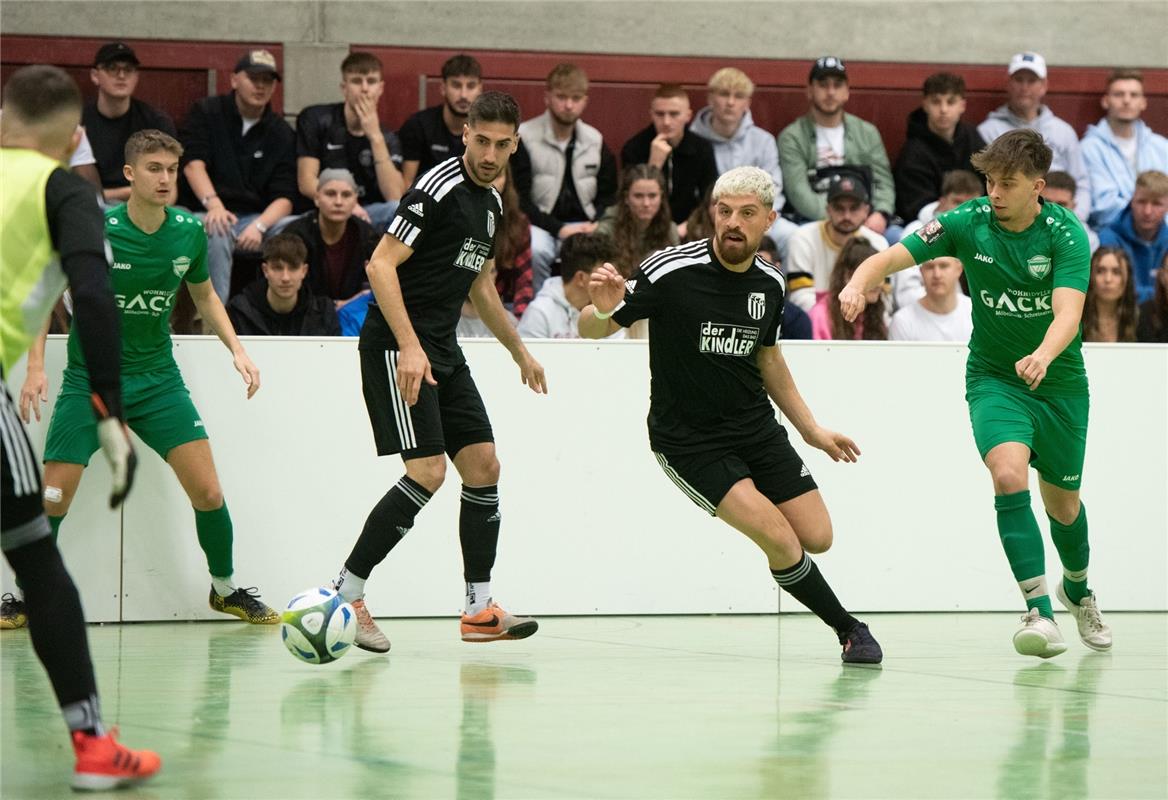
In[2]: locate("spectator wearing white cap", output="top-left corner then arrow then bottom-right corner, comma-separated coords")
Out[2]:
977,52 -> 1092,224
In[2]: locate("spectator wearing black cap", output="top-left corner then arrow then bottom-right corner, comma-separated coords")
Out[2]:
777,56 -> 895,235
784,172 -> 888,310
81,42 -> 176,205
181,49 -> 296,301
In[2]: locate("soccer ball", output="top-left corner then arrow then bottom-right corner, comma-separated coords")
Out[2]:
281,587 -> 356,665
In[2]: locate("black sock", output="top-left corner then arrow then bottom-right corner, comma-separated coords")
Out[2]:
344,476 -> 433,578
459,484 -> 500,582
771,552 -> 858,635
4,534 -> 103,732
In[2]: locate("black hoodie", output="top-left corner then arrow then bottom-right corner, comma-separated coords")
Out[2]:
893,108 -> 985,222
227,279 -> 340,337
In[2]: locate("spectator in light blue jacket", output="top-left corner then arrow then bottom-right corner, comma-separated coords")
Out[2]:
1081,69 -> 1168,230
978,52 -> 1092,225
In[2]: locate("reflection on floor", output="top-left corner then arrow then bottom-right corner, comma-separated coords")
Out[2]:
2,614 -> 1165,799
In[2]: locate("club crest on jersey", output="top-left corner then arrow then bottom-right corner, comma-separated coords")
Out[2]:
486,210 -> 495,238
172,256 -> 191,278
1027,255 -> 1052,279
747,292 -> 766,320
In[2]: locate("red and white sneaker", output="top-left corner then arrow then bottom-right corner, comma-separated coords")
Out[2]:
71,727 -> 161,791
460,601 -> 538,643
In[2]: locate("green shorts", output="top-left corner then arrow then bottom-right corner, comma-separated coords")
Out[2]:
44,368 -> 208,465
965,375 -> 1089,490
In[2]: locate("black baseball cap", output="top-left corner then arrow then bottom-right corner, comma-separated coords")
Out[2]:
809,56 -> 847,83
826,173 -> 869,204
234,49 -> 281,81
94,42 -> 140,68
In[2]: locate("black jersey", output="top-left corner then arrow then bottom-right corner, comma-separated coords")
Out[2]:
295,102 -> 403,205
359,157 -> 501,367
398,105 -> 466,182
612,239 -> 787,455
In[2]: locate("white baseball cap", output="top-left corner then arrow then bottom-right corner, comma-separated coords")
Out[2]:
1008,52 -> 1047,79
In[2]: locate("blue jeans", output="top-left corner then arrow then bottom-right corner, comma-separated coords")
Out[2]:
363,200 -> 400,234
202,213 -> 260,301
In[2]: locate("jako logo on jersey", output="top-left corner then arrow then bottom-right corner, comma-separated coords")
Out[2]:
112,262 -> 132,271
172,256 -> 191,278
1061,474 -> 1080,482
407,202 -> 424,217
1027,255 -> 1052,279
453,238 -> 491,273
974,252 -> 994,264
699,322 -> 759,356
747,292 -> 766,320
116,290 -> 175,315
978,290 -> 1051,314
486,210 -> 495,239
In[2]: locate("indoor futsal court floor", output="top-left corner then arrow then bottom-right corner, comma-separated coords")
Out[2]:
2,613 -> 1165,799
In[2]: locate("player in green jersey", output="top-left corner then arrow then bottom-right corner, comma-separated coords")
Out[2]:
838,129 -> 1110,659
15,129 -> 279,625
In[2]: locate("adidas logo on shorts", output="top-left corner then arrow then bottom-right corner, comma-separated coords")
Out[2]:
799,464 -> 810,478
407,202 -> 424,217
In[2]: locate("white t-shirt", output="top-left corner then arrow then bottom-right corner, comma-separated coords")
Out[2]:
70,127 -> 96,167
785,221 -> 889,310
815,124 -> 845,168
1116,134 -> 1139,174
888,294 -> 973,342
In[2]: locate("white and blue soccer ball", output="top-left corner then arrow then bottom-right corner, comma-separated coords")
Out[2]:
281,587 -> 356,665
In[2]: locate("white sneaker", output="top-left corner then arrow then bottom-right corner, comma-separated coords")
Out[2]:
1013,608 -> 1067,659
351,598 -> 391,653
1056,583 -> 1113,651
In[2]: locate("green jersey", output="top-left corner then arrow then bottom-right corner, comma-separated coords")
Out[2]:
902,197 -> 1090,397
66,204 -> 208,375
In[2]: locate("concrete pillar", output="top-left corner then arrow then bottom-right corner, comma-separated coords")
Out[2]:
280,41 -> 350,116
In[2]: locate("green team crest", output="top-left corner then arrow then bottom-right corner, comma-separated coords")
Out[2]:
172,256 -> 191,278
1027,255 -> 1051,279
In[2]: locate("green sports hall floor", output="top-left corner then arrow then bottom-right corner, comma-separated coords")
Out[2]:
2,613 -> 1165,799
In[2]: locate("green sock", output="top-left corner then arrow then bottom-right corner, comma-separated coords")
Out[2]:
194,503 -> 234,580
1049,503 -> 1090,604
48,514 -> 64,542
995,490 -> 1053,618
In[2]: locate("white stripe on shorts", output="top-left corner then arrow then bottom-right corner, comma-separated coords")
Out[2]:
0,384 -> 38,497
385,351 -> 417,450
654,452 -> 716,516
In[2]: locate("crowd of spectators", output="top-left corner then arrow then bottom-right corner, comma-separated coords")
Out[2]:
50,42 -> 1168,343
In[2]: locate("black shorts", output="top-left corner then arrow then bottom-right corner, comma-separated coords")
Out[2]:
360,350 -> 494,460
1,377 -> 50,549
653,422 -> 817,515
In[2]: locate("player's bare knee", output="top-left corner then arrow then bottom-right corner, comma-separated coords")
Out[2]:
1046,497 -> 1080,526
407,458 -> 446,493
989,465 -> 1028,495
802,521 -> 834,554
190,484 -> 224,511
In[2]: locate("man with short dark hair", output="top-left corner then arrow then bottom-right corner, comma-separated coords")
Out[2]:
1042,171 -> 1100,251
331,91 -> 547,653
517,232 -> 620,338
2,63 -> 156,791
843,129 -> 1108,659
778,57 -> 895,234
1081,69 -> 1168,229
894,72 -> 985,222
82,42 -> 177,205
23,128 -> 278,633
227,233 -> 340,335
295,52 -> 404,231
978,52 -> 1092,224
621,84 -> 718,227
398,54 -> 483,187
180,49 -> 296,301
